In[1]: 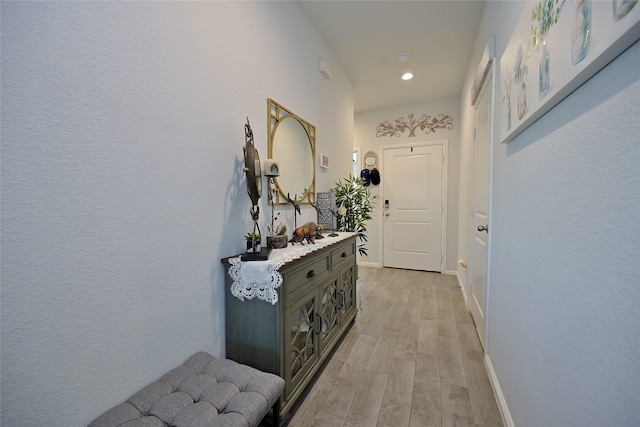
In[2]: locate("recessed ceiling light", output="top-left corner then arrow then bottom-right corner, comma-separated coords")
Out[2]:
402,72 -> 413,80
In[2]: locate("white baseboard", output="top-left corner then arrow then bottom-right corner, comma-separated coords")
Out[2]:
456,271 -> 469,307
484,354 -> 514,427
358,264 -> 465,278
357,261 -> 380,268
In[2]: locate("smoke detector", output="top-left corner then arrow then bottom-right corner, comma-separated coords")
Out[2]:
396,53 -> 409,63
319,59 -> 332,79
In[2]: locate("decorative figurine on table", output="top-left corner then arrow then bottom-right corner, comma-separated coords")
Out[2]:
241,118 -> 271,261
291,221 -> 323,245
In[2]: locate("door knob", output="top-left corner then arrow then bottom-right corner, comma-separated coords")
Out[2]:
477,225 -> 488,232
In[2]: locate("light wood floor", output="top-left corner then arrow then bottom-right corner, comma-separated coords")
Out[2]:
284,266 -> 504,427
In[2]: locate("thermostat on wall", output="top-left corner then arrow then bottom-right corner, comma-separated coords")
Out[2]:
319,154 -> 330,169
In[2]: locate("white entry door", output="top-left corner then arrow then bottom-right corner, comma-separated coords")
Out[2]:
469,66 -> 493,349
383,144 -> 443,271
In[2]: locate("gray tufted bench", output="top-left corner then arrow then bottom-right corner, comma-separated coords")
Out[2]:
89,351 -> 284,427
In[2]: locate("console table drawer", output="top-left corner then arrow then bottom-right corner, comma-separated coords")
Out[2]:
331,240 -> 355,268
285,255 -> 330,295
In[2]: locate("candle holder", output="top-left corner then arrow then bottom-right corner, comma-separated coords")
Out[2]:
264,160 -> 288,249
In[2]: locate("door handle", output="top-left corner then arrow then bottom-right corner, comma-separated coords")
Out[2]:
335,289 -> 343,309
477,225 -> 488,232
314,313 -> 322,335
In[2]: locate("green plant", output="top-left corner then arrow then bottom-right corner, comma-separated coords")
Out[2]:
245,232 -> 262,252
330,174 -> 377,256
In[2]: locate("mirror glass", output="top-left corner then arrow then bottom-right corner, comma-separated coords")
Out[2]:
272,117 -> 313,202
268,99 -> 315,205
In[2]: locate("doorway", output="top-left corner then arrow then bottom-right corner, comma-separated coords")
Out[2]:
469,64 -> 494,350
382,142 -> 446,272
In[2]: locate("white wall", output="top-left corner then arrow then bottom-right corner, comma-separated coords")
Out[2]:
354,98 -> 460,272
459,2 -> 640,426
0,2 -> 353,425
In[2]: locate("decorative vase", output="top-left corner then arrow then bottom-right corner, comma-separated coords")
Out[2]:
506,100 -> 512,131
613,0 -> 637,21
539,37 -> 550,99
246,240 -> 261,253
517,81 -> 527,120
572,0 -> 591,65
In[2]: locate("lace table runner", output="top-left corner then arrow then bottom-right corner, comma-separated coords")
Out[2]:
229,232 -> 357,304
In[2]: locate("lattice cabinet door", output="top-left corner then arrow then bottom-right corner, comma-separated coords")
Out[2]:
338,263 -> 357,324
318,272 -> 341,356
284,285 -> 319,399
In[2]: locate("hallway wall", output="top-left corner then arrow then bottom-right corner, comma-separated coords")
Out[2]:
459,2 -> 640,425
1,3 -> 353,425
354,97 -> 460,272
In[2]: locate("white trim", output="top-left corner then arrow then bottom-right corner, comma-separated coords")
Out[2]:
471,36 -> 496,106
443,269 -> 457,276
379,140 -> 448,272
353,147 -> 362,178
485,354 -> 514,427
456,270 -> 469,307
357,260 -> 381,269
485,59 -> 496,353
442,143 -> 448,274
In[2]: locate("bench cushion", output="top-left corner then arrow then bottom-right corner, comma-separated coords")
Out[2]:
89,352 -> 284,427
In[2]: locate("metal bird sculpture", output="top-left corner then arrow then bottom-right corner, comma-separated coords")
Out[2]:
285,192 -> 301,230
327,208 -> 339,237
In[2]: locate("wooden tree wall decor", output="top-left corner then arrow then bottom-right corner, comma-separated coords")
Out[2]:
376,113 -> 453,137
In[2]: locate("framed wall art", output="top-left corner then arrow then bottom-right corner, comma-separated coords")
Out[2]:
500,0 -> 640,143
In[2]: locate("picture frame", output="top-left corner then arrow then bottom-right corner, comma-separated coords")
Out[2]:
500,0 -> 640,143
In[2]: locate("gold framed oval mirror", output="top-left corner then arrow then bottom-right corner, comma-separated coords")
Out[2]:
267,98 -> 315,205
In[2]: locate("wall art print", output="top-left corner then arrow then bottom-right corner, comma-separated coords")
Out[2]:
500,0 -> 640,143
376,113 -> 453,138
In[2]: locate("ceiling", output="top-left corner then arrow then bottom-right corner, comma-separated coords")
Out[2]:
298,0 -> 486,113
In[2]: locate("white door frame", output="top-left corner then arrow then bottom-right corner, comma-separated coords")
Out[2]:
380,140 -> 448,272
353,147 -> 362,178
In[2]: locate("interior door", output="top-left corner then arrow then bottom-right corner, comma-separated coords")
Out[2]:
383,144 -> 443,271
469,66 -> 493,349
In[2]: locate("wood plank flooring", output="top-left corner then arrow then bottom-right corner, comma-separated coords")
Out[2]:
284,266 -> 503,427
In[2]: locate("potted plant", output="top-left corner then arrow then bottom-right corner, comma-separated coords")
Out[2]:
245,232 -> 262,253
330,174 -> 377,257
